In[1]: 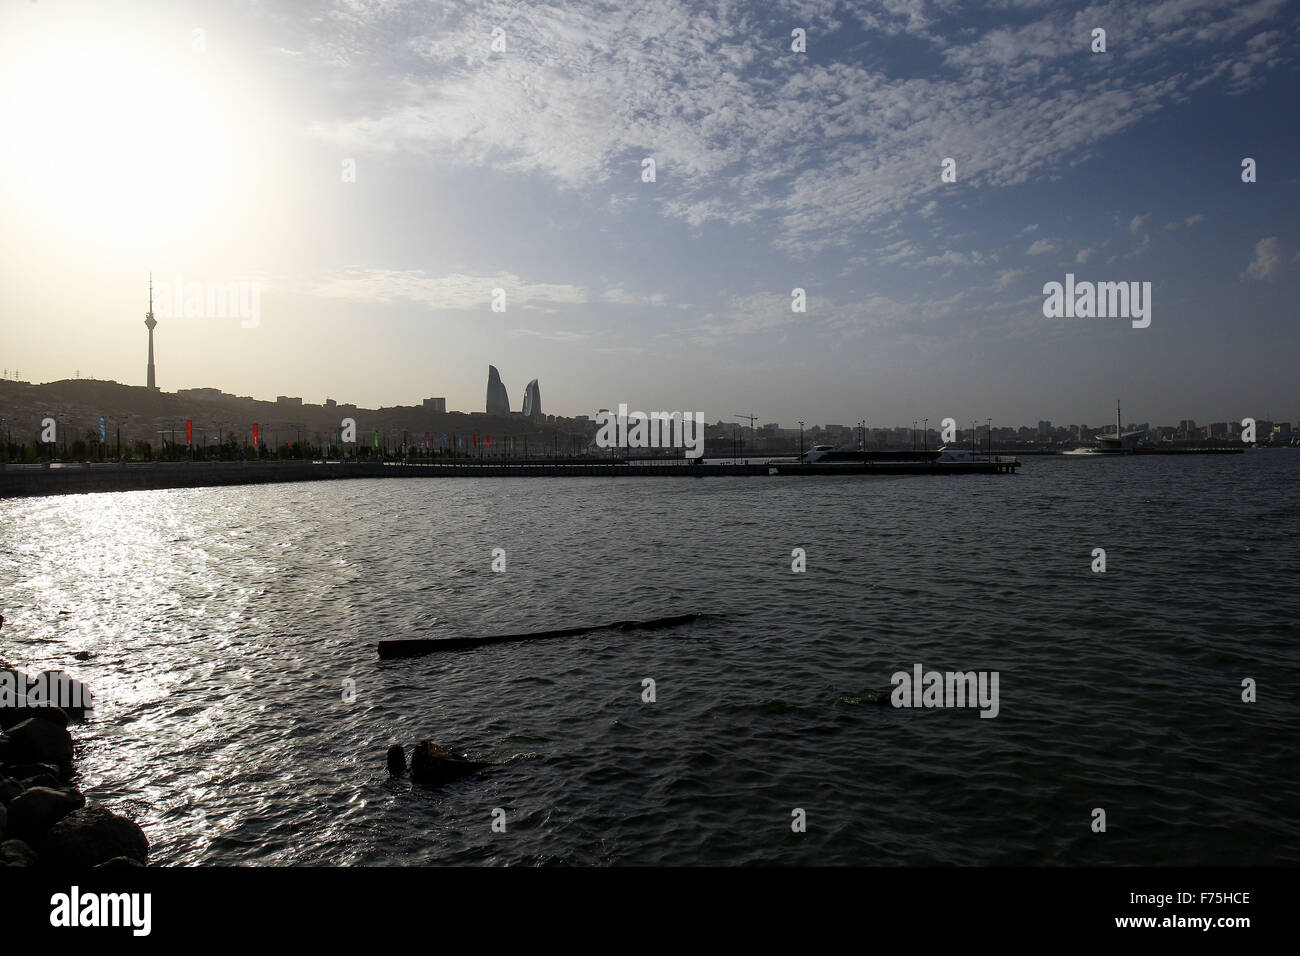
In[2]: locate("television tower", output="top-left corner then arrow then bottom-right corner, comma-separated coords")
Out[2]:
144,274 -> 158,390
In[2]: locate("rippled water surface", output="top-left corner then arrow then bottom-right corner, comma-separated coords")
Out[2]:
2,453 -> 1297,865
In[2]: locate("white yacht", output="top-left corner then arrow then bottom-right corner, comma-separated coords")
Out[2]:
1066,400 -> 1145,454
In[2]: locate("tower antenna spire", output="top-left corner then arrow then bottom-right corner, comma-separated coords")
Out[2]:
144,273 -> 159,390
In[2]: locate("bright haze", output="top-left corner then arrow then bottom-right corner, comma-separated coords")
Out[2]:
1,0 -> 1296,427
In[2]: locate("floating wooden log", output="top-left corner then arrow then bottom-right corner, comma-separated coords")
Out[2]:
377,612 -> 700,659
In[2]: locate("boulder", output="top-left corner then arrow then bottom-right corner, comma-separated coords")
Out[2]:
0,800 -> 5,839
40,807 -> 149,867
6,786 -> 85,842
408,740 -> 488,787
0,838 -> 36,867
0,671 -> 91,724
0,706 -> 70,730
0,669 -> 32,702
3,719 -> 73,773
32,672 -> 92,722
386,743 -> 407,776
0,777 -> 21,806
0,763 -> 62,783
20,773 -> 61,791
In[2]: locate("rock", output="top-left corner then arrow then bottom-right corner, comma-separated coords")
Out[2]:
0,777 -> 21,806
0,838 -> 36,867
3,719 -> 73,773
6,786 -> 84,842
0,763 -> 62,783
6,786 -> 85,842
408,740 -> 488,787
95,856 -> 144,868
40,807 -> 149,867
0,671 -> 90,723
0,668 -> 32,699
0,800 -> 6,839
386,743 -> 407,776
20,773 -> 61,791
33,671 -> 92,722
0,706 -> 70,730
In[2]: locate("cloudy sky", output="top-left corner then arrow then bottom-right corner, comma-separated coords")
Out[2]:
1,0 -> 1296,427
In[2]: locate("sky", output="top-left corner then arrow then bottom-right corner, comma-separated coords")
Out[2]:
0,0 -> 1296,429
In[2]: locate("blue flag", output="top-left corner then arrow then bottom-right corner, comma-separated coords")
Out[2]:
98,417 -> 106,442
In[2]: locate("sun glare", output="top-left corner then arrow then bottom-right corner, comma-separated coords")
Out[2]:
1,31 -> 233,241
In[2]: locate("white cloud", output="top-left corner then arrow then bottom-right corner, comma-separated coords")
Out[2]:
512,328 -> 591,342
1075,248 -> 1094,264
301,0 -> 1292,253
311,269 -> 588,310
1129,213 -> 1151,235
1026,238 -> 1056,256
601,287 -> 670,307
995,267 -> 1025,289
1242,237 -> 1283,281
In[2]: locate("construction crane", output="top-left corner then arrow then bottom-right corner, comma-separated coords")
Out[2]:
732,413 -> 759,461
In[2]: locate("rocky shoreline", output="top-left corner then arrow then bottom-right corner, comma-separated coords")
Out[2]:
0,663 -> 150,868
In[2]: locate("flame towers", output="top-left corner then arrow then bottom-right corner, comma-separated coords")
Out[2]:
522,379 -> 541,418
144,275 -> 158,391
486,365 -> 510,415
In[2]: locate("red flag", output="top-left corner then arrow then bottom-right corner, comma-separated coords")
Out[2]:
473,433 -> 477,448
253,423 -> 259,445
486,435 -> 491,448
424,432 -> 429,448
185,420 -> 193,445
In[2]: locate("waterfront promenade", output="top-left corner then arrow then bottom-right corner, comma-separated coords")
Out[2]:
0,456 -> 1021,498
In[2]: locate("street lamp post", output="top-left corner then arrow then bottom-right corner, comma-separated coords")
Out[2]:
922,418 -> 928,452
798,421 -> 805,461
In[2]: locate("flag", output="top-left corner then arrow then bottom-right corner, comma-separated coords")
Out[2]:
373,428 -> 380,448
98,417 -> 106,442
473,433 -> 477,448
424,432 -> 429,448
186,420 -> 193,445
253,423 -> 259,445
486,435 -> 491,448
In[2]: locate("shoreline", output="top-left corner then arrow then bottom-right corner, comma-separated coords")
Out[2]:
0,456 -> 1022,498
0,663 -> 151,868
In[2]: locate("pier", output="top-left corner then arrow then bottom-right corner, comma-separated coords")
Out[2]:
0,456 -> 1020,499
